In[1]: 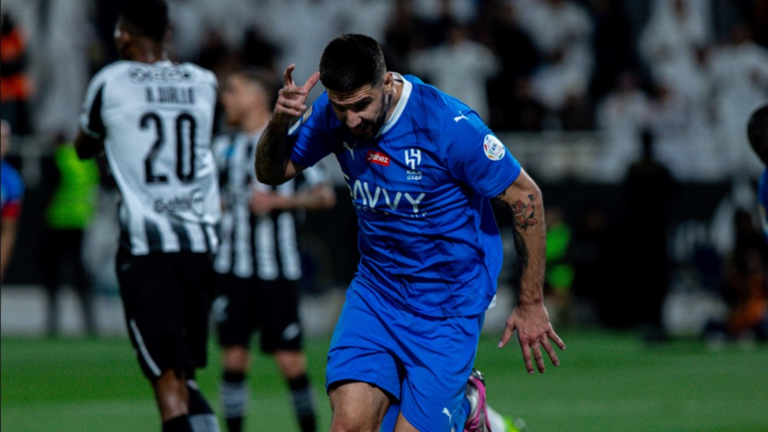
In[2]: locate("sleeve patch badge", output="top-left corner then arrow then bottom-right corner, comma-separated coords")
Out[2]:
483,134 -> 506,161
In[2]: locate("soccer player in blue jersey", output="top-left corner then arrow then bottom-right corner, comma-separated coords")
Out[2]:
256,34 -> 565,432
748,105 -> 768,242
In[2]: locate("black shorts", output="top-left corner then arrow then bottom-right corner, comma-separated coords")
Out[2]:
213,273 -> 302,353
116,249 -> 215,379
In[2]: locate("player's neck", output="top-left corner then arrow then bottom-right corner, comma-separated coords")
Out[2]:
127,40 -> 168,64
241,112 -> 270,135
384,79 -> 404,125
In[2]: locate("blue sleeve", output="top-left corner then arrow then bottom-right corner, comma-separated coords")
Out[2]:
288,93 -> 334,168
442,111 -> 521,198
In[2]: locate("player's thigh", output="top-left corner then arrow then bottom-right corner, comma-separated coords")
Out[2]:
259,279 -> 303,354
174,252 -> 218,369
325,288 -> 403,400
115,251 -> 186,378
397,313 -> 484,432
212,273 -> 258,350
329,381 -> 391,432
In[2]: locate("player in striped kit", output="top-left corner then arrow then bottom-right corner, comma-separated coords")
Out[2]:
212,69 -> 335,432
75,1 -> 220,431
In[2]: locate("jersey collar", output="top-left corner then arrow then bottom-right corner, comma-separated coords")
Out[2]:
376,72 -> 412,138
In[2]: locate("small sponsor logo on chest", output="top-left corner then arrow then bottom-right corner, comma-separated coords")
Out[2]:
366,150 -> 390,166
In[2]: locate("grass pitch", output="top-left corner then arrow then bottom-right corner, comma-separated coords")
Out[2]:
2,330 -> 767,432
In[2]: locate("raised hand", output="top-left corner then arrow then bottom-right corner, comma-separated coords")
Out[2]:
273,64 -> 320,125
498,302 -> 566,374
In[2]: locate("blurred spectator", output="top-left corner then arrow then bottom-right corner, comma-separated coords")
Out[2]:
645,84 -> 697,180
523,0 -> 594,128
41,134 -> 100,336
413,0 -> 477,25
1,12 -> 33,134
596,72 -> 648,181
1,119 -> 23,281
622,130 -> 676,341
483,1 -> 542,129
589,0 -> 636,102
516,0 -> 593,57
34,0 -> 90,137
338,0 -> 395,44
709,23 -> 768,179
384,0 -> 426,70
640,0 -> 710,68
410,21 -> 499,121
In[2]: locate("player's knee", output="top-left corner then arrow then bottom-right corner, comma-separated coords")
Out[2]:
274,350 -> 306,379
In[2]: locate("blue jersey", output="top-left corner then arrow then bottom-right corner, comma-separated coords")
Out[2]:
289,74 -> 521,317
759,169 -> 768,243
1,160 -> 24,220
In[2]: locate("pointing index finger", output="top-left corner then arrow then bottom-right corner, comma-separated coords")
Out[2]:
302,71 -> 321,94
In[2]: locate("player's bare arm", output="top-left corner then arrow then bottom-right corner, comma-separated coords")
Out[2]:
255,64 -> 320,185
495,168 -> 566,374
74,130 -> 104,160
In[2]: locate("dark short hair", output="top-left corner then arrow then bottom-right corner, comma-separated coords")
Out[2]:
319,34 -> 386,92
748,105 -> 768,163
119,0 -> 169,43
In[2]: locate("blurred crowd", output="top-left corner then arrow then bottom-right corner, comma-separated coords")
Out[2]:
2,0 -> 768,343
3,0 -> 768,181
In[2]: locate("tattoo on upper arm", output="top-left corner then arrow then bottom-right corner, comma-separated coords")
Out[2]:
512,194 -> 538,231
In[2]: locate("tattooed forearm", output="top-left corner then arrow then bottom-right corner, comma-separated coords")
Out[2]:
255,120 -> 292,185
513,229 -> 529,270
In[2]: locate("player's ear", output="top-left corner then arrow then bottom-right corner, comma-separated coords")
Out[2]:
383,72 -> 393,91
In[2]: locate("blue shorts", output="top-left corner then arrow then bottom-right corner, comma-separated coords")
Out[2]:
326,280 -> 484,431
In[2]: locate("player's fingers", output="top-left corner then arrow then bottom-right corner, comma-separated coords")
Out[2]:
498,321 -> 515,348
541,338 -> 560,367
302,71 -> 321,93
521,340 -> 534,375
548,328 -> 567,351
283,64 -> 296,86
279,99 -> 306,111
532,340 -> 546,373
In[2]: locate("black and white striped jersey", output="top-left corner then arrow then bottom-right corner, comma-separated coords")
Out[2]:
212,130 -> 328,281
80,60 -> 221,255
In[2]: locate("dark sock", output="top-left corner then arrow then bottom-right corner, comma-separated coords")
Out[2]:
221,371 -> 247,432
163,415 -> 193,432
288,374 -> 316,432
187,380 -> 220,432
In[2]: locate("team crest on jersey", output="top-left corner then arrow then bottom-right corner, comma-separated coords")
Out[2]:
366,150 -> 390,166
483,134 -> 506,161
405,149 -> 423,180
